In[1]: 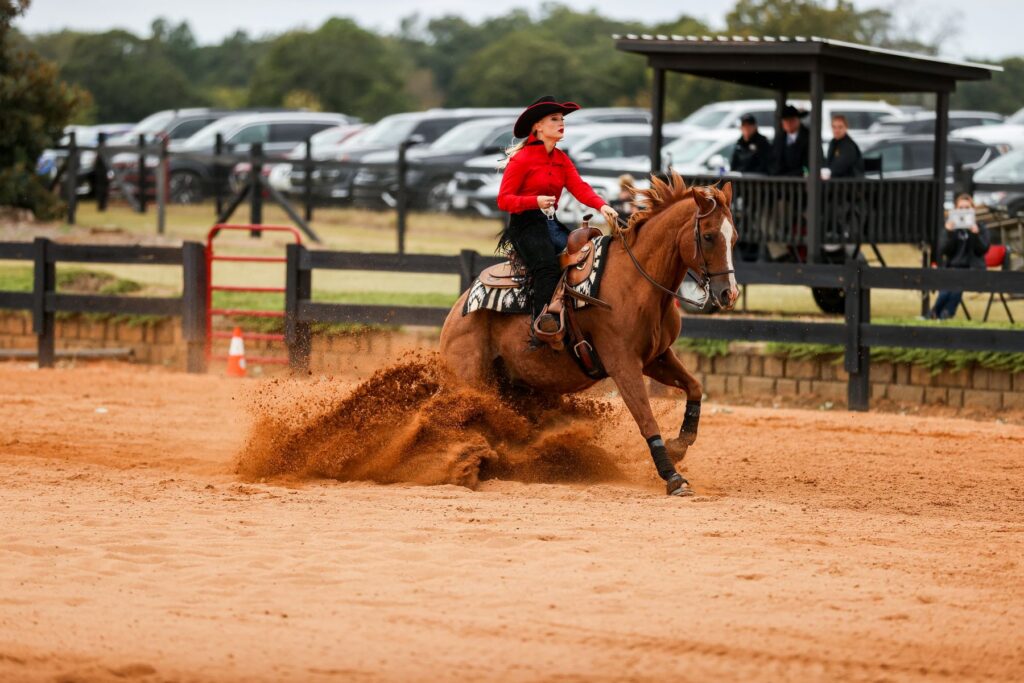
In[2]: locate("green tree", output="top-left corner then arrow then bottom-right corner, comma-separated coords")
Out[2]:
248,18 -> 413,120
1,0 -> 83,218
952,57 -> 1024,115
35,28 -> 201,122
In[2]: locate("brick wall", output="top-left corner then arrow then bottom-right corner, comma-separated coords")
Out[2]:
670,343 -> 1022,409
1,312 -> 1020,409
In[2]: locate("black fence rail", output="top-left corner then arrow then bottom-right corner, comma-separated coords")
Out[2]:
0,238 -> 208,372
683,174 -> 939,248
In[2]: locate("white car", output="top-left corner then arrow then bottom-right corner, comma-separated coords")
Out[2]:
675,99 -> 901,140
951,106 -> 1024,152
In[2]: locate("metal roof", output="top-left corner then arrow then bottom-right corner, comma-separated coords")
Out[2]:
613,34 -> 1001,93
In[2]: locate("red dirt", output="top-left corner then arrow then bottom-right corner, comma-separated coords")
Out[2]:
1,361 -> 1022,682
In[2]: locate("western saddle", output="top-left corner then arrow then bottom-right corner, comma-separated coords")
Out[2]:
476,215 -> 609,377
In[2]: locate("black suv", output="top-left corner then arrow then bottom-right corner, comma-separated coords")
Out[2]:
351,116 -> 516,210
295,108 -> 519,206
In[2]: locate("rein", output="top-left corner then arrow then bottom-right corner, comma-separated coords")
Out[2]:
614,195 -> 734,308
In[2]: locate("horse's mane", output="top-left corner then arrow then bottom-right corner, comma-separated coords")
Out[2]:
625,170 -> 689,232
618,171 -> 718,249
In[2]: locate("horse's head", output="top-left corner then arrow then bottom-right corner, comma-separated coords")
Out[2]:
688,183 -> 739,310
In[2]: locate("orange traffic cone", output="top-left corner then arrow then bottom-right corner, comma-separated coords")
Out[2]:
226,327 -> 247,377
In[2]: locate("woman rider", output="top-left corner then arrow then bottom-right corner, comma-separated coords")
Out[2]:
497,96 -> 619,337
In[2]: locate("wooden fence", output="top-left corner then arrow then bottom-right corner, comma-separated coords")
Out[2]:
2,239 -> 1022,411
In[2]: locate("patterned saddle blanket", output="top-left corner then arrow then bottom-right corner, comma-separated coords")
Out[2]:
462,236 -> 612,316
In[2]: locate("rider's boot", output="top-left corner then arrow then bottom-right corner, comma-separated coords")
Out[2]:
531,306 -> 565,351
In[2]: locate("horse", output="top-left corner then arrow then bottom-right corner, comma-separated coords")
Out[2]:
439,172 -> 739,496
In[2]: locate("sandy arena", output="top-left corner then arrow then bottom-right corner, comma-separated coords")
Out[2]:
1,361 -> 1023,682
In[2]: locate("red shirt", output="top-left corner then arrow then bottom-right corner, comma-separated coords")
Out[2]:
497,134 -> 608,214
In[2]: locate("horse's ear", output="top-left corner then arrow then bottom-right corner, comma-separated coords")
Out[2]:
692,188 -> 714,214
721,181 -> 733,207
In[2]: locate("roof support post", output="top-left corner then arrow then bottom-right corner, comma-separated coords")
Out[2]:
933,90 -> 950,253
806,68 -> 824,263
650,66 -> 665,174
775,89 -> 787,141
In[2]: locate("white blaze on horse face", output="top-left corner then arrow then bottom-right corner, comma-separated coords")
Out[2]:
721,217 -> 738,292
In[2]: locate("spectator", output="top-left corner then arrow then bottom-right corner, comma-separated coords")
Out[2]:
929,194 -> 991,320
771,104 -> 810,176
610,173 -> 637,216
730,114 -> 772,174
825,114 -> 864,178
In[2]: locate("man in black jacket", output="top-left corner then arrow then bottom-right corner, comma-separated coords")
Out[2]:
825,114 -> 864,178
771,104 -> 810,176
730,114 -> 772,174
929,194 -> 991,319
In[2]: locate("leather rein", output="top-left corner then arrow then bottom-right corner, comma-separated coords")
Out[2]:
614,196 -> 734,308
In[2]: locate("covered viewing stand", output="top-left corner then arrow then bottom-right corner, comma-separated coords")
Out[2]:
614,35 -> 1000,262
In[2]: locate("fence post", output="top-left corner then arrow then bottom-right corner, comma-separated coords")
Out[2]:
304,138 -> 314,222
249,143 -> 263,234
136,134 -> 148,214
844,258 -> 870,411
285,243 -> 312,372
396,142 -> 409,254
181,241 -> 208,374
458,249 -> 478,293
96,132 -> 109,212
214,133 -> 225,217
156,136 -> 168,235
32,238 -> 55,368
64,131 -> 78,225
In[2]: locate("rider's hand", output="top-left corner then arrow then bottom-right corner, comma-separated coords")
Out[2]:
944,220 -> 955,231
537,195 -> 556,210
600,204 -> 619,226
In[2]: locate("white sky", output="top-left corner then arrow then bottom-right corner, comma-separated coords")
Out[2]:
15,0 -> 1022,61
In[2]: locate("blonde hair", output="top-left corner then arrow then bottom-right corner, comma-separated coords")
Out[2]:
497,138 -> 528,170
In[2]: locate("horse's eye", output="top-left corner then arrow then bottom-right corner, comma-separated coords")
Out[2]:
702,233 -> 715,243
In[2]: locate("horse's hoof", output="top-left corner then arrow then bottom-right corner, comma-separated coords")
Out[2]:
665,438 -> 689,464
666,473 -> 694,497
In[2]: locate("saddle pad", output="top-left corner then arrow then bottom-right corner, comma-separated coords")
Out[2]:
463,236 -> 612,316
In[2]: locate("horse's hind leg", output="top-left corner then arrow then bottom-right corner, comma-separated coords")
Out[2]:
607,360 -> 693,497
439,303 -> 494,389
643,349 -> 703,462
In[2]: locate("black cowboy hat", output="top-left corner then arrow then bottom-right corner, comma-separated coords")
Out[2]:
780,104 -> 809,119
514,95 -> 581,138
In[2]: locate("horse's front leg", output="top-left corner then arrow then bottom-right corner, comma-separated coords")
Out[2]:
643,348 -> 703,463
608,360 -> 694,497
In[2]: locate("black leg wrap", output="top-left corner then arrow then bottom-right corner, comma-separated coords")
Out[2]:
680,400 -> 701,437
646,434 -> 677,481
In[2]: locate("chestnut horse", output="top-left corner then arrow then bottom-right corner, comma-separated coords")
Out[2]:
439,173 -> 739,496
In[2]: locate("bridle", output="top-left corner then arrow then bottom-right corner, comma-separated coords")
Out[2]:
614,194 -> 735,308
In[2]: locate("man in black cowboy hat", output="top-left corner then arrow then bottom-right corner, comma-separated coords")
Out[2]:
730,113 -> 772,175
771,104 -> 811,177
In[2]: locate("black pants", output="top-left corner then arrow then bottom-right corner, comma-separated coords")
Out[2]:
508,223 -> 562,319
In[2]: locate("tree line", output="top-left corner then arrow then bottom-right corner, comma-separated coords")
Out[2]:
18,0 -> 1024,125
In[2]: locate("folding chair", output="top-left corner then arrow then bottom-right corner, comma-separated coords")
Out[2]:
983,244 -> 1016,323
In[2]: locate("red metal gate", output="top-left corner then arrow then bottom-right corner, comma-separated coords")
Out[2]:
205,224 -> 302,365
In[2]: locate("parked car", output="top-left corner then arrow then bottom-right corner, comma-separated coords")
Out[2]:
352,117 -> 516,210
571,107 -> 652,125
236,124 -> 367,197
163,112 -> 354,203
293,108 -> 520,206
674,99 -> 902,140
972,149 -> 1024,215
951,106 -> 1024,152
36,123 -> 133,196
861,135 -> 1001,206
868,110 -> 1004,136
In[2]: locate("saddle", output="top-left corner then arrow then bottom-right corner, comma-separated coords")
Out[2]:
476,215 -> 609,378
